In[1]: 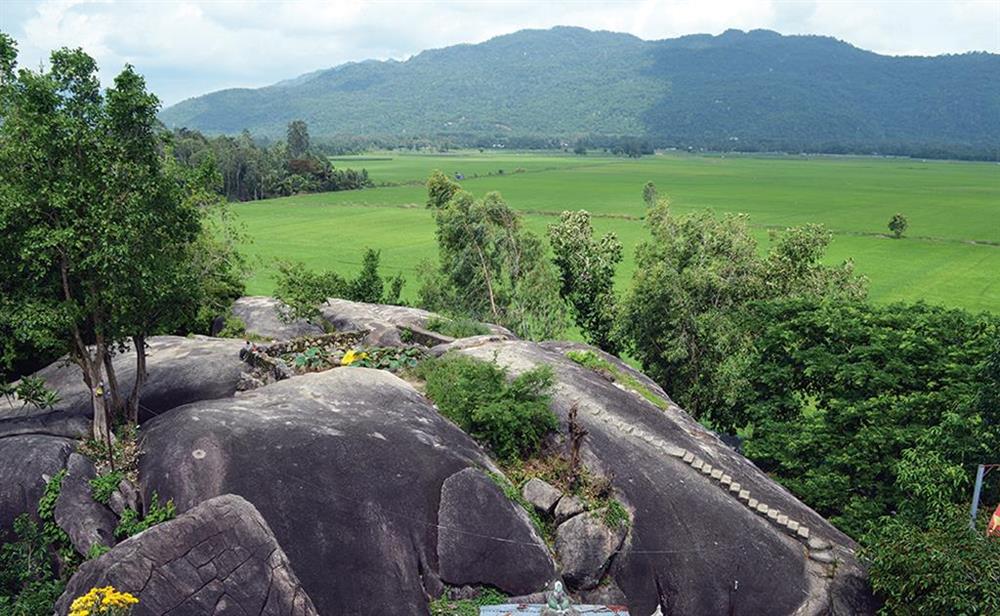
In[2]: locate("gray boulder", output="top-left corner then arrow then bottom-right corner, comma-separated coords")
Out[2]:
54,494 -> 317,616
522,477 -> 563,514
0,407 -> 90,440
437,468 -> 556,594
0,434 -> 74,531
451,339 -> 876,615
30,336 -> 246,423
230,296 -> 324,341
138,368 -> 545,615
554,495 -> 586,524
555,511 -> 627,590
53,453 -> 118,556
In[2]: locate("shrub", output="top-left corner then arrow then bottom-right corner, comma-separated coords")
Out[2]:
115,492 -> 175,539
429,587 -> 507,616
0,515 -> 65,614
89,471 -> 125,505
421,355 -> 557,462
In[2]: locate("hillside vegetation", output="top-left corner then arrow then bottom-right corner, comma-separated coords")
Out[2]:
160,27 -> 1000,158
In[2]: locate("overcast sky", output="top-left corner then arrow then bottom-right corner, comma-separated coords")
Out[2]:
2,0 -> 998,107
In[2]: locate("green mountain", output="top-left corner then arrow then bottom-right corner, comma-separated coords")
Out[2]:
160,27 -> 1000,153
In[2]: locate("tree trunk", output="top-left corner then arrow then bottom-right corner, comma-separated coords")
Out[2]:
125,334 -> 147,425
103,349 -> 124,424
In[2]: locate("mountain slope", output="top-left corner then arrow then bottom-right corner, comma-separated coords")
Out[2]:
160,27 -> 1000,151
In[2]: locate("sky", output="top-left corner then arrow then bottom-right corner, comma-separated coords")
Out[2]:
2,0 -> 998,107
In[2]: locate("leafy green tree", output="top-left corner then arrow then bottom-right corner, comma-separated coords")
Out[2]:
741,299 -> 999,537
642,181 -> 658,206
0,37 -> 225,437
548,211 -> 622,353
419,182 -> 567,340
287,119 -> 311,158
617,200 -> 865,424
863,448 -> 1000,615
888,212 -> 909,238
426,169 -> 461,209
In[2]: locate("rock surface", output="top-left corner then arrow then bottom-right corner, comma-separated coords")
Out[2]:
453,339 -> 876,615
231,296 -> 324,341
554,495 -> 586,524
54,494 -> 317,616
30,336 -> 246,423
0,434 -> 74,531
522,478 -> 563,514
437,468 -> 556,594
555,511 -> 627,591
139,368 -> 547,615
53,453 -> 118,556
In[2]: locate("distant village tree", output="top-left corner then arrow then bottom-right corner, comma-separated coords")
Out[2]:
287,119 -> 311,158
888,213 -> 909,238
0,36 -> 215,441
642,181 -> 658,206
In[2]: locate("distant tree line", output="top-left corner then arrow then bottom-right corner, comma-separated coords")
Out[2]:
171,121 -> 373,202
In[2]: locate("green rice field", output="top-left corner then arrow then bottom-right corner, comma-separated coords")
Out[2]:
235,151 -> 1000,314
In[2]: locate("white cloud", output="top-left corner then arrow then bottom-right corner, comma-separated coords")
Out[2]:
3,0 -> 997,106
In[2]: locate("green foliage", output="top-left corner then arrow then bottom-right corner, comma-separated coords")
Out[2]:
216,315 -> 247,339
0,377 -> 59,410
429,587 -> 508,616
862,450 -> 1000,615
348,347 -> 424,372
89,471 -> 125,505
420,354 -> 557,462
0,515 -> 65,616
419,182 -> 567,340
888,212 -> 909,238
170,125 -> 372,202
618,201 -> 866,426
602,500 -> 630,531
642,181 -> 657,206
548,211 -> 623,353
566,350 -> 667,410
424,316 -> 490,339
275,249 -> 405,324
740,299 -> 999,537
86,543 -> 110,560
115,492 -> 175,539
426,170 -> 461,209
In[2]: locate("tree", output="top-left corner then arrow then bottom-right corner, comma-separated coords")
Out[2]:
642,181 -> 658,207
0,37 -> 222,440
419,178 -> 567,340
548,211 -> 622,353
888,212 -> 908,238
617,199 -> 866,424
287,120 -> 310,158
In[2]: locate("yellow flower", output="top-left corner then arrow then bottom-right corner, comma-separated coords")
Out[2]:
69,586 -> 139,616
341,349 -> 367,366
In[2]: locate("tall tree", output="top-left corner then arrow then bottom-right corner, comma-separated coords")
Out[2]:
287,119 -> 310,158
0,36 -> 214,439
548,210 -> 622,353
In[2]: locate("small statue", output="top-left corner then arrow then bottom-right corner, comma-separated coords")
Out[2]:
541,580 -> 576,616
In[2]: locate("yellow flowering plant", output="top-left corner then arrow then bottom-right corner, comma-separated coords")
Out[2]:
340,349 -> 367,366
68,585 -> 139,616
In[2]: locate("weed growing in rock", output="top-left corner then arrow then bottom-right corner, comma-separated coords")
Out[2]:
566,349 -> 668,410
429,587 -> 507,616
79,424 -> 140,483
89,471 -> 125,505
0,515 -> 65,613
424,316 -> 490,339
486,472 -> 553,542
420,354 -> 557,463
115,492 -> 175,539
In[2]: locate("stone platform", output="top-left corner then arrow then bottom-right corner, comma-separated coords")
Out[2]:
481,606 -> 630,615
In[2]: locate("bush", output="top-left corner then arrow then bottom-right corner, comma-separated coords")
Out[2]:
0,515 -> 65,614
424,316 -> 490,339
115,492 -> 175,539
420,355 -> 557,462
89,471 -> 125,505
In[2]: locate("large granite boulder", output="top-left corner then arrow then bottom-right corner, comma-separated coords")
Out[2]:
555,510 -> 627,590
437,468 -> 555,594
230,296 -> 324,341
0,434 -> 75,531
451,339 -> 876,616
54,494 -> 317,616
138,368 -> 551,615
53,453 -> 118,556
29,336 -> 246,423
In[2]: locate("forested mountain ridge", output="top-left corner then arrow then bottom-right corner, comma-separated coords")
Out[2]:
160,27 -> 1000,155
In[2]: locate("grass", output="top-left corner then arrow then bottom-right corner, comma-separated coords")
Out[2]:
566,349 -> 669,410
233,150 -> 1000,314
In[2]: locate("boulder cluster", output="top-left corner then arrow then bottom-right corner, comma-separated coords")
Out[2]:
0,296 -> 876,615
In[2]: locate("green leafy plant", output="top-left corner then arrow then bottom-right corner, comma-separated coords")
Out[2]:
0,376 -> 60,410
215,314 -> 247,339
0,515 -> 65,615
486,472 -> 552,542
86,543 -> 110,560
115,492 -> 176,539
350,347 -> 424,372
566,350 -> 668,410
420,354 -> 557,462
89,471 -> 125,505
602,500 -> 630,531
429,587 -> 508,616
293,347 -> 328,371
